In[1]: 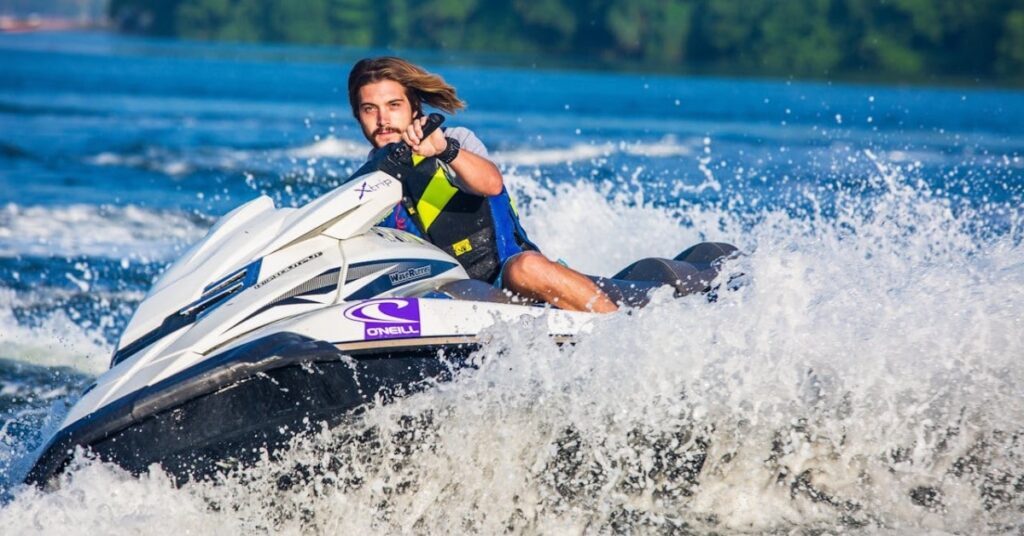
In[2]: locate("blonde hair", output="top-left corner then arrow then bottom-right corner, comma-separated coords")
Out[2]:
348,57 -> 466,117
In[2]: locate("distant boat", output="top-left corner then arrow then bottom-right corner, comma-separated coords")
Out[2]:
0,15 -> 95,33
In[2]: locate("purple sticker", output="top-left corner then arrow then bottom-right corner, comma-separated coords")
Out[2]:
343,298 -> 421,340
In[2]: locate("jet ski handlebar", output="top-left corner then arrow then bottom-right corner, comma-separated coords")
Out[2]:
419,112 -> 445,139
390,113 -> 445,162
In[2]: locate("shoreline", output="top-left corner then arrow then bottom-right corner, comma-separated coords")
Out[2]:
0,16 -> 107,34
1,28 -> 1021,92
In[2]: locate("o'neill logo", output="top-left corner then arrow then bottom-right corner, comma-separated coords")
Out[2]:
343,298 -> 421,340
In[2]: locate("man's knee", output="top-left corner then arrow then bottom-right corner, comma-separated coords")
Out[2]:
503,251 -> 551,286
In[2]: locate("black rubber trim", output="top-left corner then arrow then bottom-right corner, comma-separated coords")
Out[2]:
26,332 -> 476,488
109,312 -> 195,368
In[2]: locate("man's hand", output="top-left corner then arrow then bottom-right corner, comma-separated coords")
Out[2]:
401,115 -> 504,197
403,115 -> 447,157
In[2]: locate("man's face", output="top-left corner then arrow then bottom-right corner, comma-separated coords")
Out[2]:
356,79 -> 414,149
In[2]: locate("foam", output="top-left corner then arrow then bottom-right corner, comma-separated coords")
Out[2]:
0,461 -> 248,534
86,137 -> 367,181
492,137 -> 694,167
621,136 -> 697,158
287,137 -> 367,160
493,143 -> 613,166
86,145 -> 263,177
0,203 -> 207,260
87,150 -> 197,177
220,169 -> 1016,533
0,289 -> 110,376
505,173 -> 727,275
82,136 -> 693,183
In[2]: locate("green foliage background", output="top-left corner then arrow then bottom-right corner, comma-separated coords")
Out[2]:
109,0 -> 1024,83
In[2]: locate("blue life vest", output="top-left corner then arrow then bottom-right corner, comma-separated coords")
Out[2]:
378,155 -> 536,282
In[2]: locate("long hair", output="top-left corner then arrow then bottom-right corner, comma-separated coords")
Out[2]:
348,57 -> 465,118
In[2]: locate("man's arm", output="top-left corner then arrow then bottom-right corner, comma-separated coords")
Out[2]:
402,116 -> 503,197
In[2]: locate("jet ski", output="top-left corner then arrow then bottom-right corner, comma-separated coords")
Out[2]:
24,115 -> 738,488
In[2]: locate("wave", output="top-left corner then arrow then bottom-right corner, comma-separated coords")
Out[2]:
0,203 -> 209,260
219,163 -> 1019,533
86,147 -> 248,177
286,137 -> 368,160
0,289 -> 110,376
0,142 -> 32,161
2,155 -> 1022,532
506,173 -> 727,275
83,137 -> 368,182
79,135 -> 698,186
492,136 -> 695,167
0,100 -> 107,119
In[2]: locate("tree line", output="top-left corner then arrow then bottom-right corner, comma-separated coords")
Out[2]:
109,0 -> 1024,83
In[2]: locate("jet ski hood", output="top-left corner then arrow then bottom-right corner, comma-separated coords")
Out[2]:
116,171 -> 403,361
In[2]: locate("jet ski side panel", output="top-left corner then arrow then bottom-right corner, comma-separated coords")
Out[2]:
339,228 -> 469,301
214,298 -> 594,359
25,332 -> 478,487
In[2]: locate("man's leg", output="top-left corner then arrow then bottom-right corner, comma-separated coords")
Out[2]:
501,251 -> 618,312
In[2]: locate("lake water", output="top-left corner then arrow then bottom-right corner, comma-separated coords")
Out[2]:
0,31 -> 1022,534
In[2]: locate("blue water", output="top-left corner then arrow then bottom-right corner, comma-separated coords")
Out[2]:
1,31 -> 1022,534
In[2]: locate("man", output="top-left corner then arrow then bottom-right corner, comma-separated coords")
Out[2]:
348,57 -> 617,313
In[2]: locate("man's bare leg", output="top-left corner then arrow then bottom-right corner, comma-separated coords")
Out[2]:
501,251 -> 618,312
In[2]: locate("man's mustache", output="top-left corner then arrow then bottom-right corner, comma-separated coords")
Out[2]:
373,127 -> 400,137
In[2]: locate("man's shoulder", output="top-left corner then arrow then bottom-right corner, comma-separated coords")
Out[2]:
443,125 -> 477,139
444,126 -> 488,157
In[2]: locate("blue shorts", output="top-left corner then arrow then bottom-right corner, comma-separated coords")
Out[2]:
491,252 -> 522,289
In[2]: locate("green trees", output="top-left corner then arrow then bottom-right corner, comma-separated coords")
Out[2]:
997,9 -> 1024,77
604,0 -> 693,65
109,0 -> 1024,83
174,0 -> 262,41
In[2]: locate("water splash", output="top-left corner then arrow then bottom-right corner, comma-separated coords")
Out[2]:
3,155 -> 1021,533
0,204 -> 208,260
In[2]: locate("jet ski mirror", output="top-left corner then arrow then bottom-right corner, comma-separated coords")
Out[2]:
389,113 -> 445,164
